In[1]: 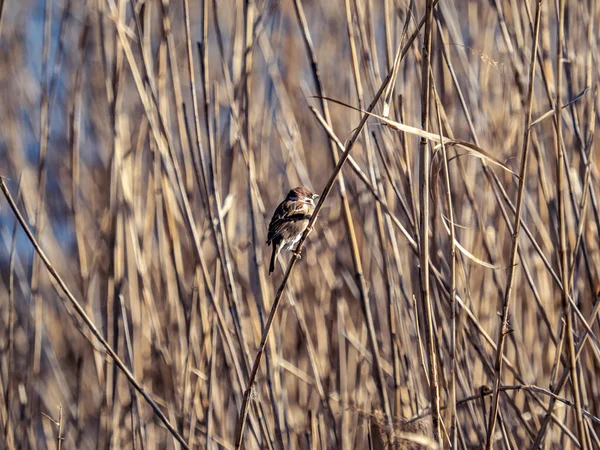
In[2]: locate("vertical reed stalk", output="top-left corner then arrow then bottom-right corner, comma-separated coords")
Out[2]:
554,0 -> 587,448
418,0 -> 441,444
485,1 -> 543,446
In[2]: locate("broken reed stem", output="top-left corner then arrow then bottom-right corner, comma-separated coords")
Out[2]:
484,1 -> 542,446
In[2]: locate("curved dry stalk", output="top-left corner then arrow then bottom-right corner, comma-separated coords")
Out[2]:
314,96 -> 517,177
432,80 -> 457,448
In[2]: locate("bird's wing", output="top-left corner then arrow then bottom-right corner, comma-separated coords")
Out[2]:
267,199 -> 312,244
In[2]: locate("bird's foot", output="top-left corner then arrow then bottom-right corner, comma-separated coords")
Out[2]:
292,250 -> 302,259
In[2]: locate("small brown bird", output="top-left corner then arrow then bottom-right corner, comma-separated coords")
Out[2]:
267,186 -> 319,275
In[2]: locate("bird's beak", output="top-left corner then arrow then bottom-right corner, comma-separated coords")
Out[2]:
313,194 -> 319,200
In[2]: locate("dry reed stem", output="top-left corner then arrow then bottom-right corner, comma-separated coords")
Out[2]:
0,179 -> 189,448
551,0 -> 587,448
485,1 -> 543,446
417,0 -> 441,445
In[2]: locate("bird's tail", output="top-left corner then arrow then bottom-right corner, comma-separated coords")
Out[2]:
269,244 -> 278,275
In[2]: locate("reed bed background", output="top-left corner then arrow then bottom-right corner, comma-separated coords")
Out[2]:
0,0 -> 599,448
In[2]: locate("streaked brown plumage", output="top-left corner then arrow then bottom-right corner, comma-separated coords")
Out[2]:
266,186 -> 319,275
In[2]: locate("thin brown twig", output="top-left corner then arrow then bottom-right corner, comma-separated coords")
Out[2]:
409,384 -> 600,427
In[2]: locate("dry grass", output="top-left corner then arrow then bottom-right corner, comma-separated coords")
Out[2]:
0,0 -> 599,448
